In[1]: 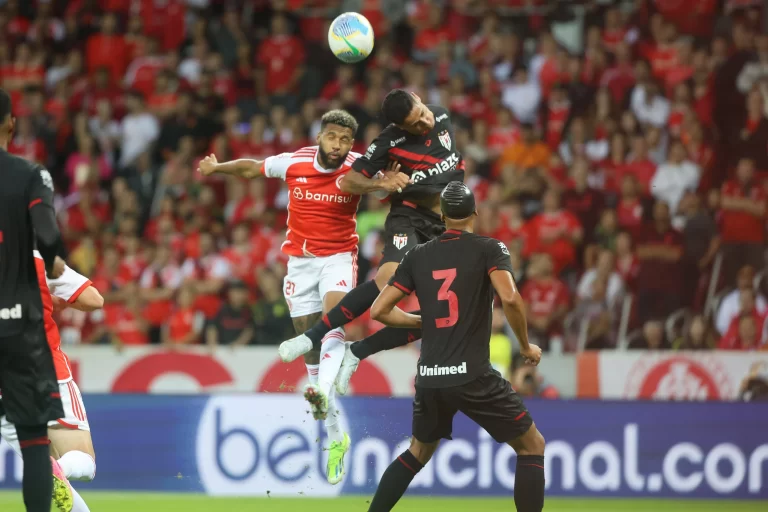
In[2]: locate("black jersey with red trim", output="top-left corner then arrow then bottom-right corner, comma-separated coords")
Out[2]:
389,229 -> 515,388
0,150 -> 59,336
352,105 -> 464,201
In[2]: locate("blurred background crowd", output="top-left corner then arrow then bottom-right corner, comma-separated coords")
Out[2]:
4,0 -> 768,368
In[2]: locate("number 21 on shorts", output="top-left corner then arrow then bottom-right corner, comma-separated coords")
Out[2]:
432,268 -> 458,328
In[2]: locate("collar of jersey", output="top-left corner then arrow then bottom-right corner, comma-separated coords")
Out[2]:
443,229 -> 465,236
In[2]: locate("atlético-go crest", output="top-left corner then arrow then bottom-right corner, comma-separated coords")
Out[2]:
438,130 -> 451,150
393,234 -> 408,250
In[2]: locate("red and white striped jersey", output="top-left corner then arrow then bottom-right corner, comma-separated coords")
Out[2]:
33,251 -> 92,382
263,146 -> 362,257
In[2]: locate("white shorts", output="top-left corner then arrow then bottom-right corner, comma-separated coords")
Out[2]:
283,252 -> 357,318
1,379 -> 90,452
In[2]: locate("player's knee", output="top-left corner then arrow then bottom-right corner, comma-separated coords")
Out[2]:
517,425 -> 546,456
408,437 -> 438,465
59,450 -> 96,481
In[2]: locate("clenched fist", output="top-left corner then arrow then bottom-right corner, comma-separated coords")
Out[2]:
198,154 -> 219,176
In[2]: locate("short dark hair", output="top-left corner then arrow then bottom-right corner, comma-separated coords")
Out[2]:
0,88 -> 12,122
381,89 -> 414,125
320,109 -> 358,135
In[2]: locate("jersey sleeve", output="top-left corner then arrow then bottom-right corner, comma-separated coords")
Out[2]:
262,153 -> 294,180
27,165 -> 55,210
48,265 -> 92,303
388,251 -> 416,295
485,239 -> 515,276
352,135 -> 392,178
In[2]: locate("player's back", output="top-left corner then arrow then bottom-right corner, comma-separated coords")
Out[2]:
393,229 -> 512,388
263,146 -> 362,257
0,151 -> 50,336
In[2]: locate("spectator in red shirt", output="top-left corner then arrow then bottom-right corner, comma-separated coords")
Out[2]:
181,231 -> 232,319
139,243 -> 183,337
616,174 -> 646,236
85,12 -> 128,83
106,286 -> 149,346
521,254 -> 570,351
256,14 -> 305,107
719,158 -> 767,284
562,158 -> 605,238
618,134 -> 657,195
163,284 -> 204,347
719,289 -> 766,350
736,89 -> 768,169
526,188 -> 584,275
8,116 -> 46,165
635,200 -> 685,323
615,231 -> 640,291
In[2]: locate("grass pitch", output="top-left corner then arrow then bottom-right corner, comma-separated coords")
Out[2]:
0,492 -> 765,512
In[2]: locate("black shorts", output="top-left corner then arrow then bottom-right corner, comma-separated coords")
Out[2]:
0,321 -> 63,426
381,202 -> 445,266
412,370 -> 534,444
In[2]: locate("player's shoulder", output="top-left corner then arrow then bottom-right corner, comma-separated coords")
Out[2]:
345,150 -> 362,166
376,123 -> 406,142
286,146 -> 318,160
1,151 -> 44,175
467,233 -> 510,253
428,105 -> 450,123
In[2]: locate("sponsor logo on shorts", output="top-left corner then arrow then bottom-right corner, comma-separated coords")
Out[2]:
438,130 -> 451,150
392,234 -> 408,250
419,362 -> 467,377
0,304 -> 22,320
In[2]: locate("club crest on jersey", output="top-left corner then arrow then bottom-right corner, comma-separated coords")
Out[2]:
336,174 -> 345,190
393,234 -> 408,250
438,130 -> 452,150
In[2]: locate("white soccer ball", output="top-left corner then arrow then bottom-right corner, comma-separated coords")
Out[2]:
328,12 -> 374,64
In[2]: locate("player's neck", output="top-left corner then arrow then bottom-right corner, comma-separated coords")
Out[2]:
0,137 -> 8,150
445,223 -> 474,234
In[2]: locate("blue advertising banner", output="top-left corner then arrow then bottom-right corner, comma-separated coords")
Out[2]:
1,394 -> 766,500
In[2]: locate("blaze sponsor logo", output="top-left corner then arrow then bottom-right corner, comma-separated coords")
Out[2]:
411,153 -> 460,183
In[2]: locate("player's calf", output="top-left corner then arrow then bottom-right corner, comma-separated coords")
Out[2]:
367,437 -> 438,512
509,423 -> 546,512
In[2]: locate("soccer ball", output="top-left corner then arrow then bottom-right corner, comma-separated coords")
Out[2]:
328,12 -> 374,63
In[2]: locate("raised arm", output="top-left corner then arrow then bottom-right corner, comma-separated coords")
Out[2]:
198,154 -> 263,180
370,285 -> 422,329
341,160 -> 410,196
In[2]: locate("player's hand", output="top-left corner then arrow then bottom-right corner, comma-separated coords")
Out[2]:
49,256 -> 66,279
380,161 -> 411,194
198,154 -> 219,176
520,344 -> 542,366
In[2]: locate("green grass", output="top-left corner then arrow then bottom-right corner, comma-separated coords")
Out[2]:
0,492 -> 766,512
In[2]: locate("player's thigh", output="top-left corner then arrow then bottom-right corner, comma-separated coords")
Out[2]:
48,428 -> 95,460
284,256 -> 323,319
317,252 -> 357,312
48,380 -> 94,459
0,326 -> 63,427
451,371 -> 534,445
412,386 -> 457,450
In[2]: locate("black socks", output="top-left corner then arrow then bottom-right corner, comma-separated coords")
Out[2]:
368,450 -> 424,512
351,317 -> 421,360
306,280 -> 382,349
16,424 -> 53,512
515,455 -> 545,512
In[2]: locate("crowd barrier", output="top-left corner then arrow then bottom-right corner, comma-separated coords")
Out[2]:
1,395 -> 766,499
61,346 -> 768,400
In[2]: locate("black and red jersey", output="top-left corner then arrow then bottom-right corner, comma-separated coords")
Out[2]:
389,230 -> 515,388
352,105 -> 465,202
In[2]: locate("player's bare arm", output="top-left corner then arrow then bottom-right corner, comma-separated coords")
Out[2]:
370,285 -> 422,329
340,161 -> 410,195
198,154 -> 263,179
52,287 -> 104,313
490,269 -> 542,366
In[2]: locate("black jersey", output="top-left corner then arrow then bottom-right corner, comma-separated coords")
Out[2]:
0,150 -> 61,336
352,105 -> 464,202
389,229 -> 515,388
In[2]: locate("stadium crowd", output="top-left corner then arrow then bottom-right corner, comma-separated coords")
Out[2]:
3,0 -> 768,357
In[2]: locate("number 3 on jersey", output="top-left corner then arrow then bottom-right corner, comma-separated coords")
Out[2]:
432,268 -> 458,328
